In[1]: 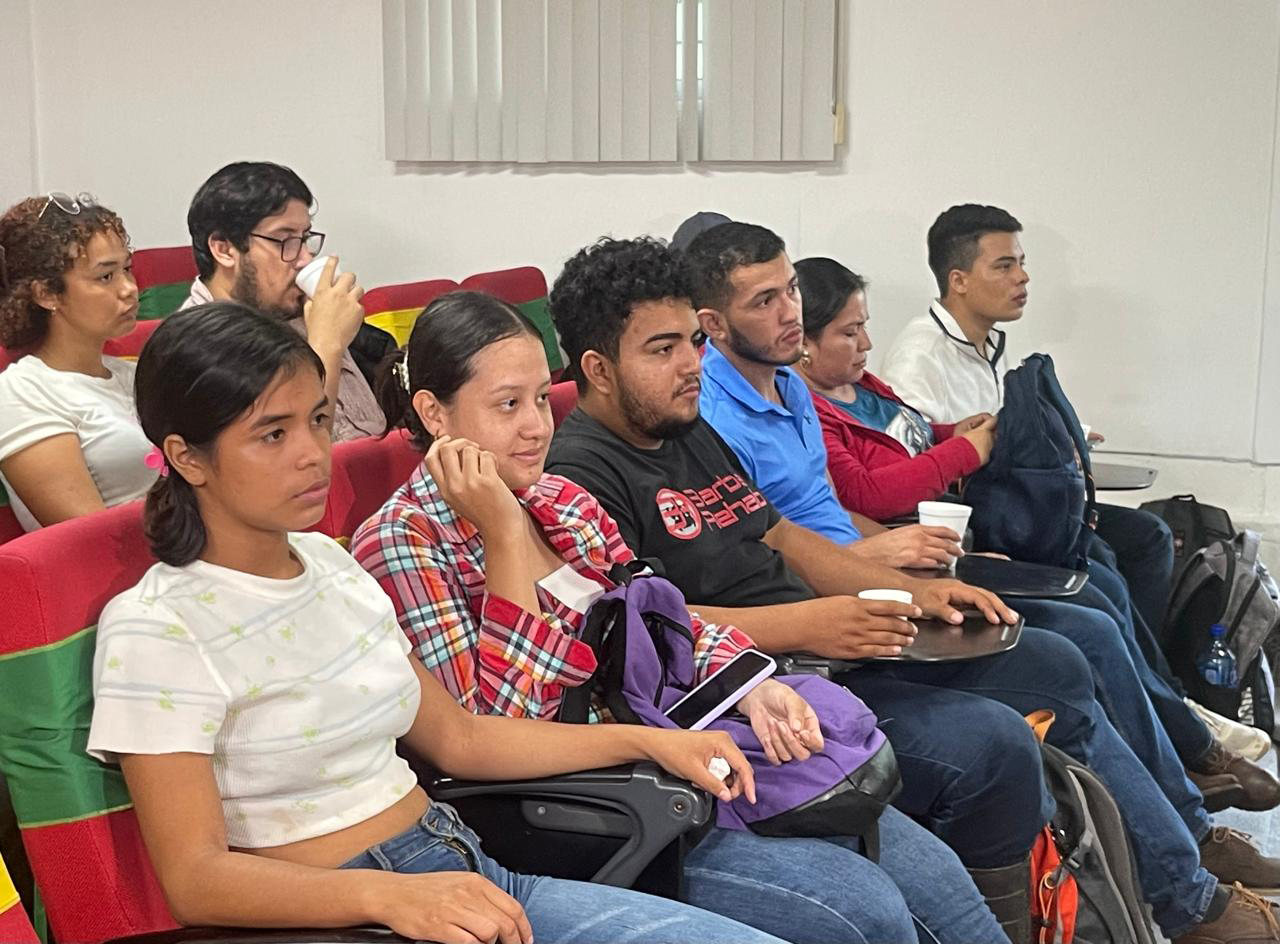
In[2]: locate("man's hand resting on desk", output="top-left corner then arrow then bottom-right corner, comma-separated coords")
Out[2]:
797,596 -> 920,660
850,524 -> 964,570
908,578 -> 1020,626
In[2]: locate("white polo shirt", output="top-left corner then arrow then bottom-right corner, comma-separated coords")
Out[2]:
880,301 -> 1011,424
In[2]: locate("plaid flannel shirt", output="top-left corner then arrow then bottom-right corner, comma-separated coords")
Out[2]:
351,463 -> 753,721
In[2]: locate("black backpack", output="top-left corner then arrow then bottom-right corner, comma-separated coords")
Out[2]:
1138,494 -> 1235,589
1162,531 -> 1280,735
963,353 -> 1097,569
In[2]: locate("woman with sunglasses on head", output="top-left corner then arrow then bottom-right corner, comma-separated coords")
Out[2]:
87,300 -> 784,944
350,292 -> 1007,944
0,193 -> 155,531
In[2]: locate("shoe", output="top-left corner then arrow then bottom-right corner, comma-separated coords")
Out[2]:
1200,827 -> 1280,895
1192,740 -> 1280,812
1188,698 -> 1273,762
967,856 -> 1031,944
1173,883 -> 1280,942
1188,771 -> 1249,813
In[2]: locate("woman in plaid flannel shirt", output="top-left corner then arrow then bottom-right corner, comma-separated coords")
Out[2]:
351,290 -> 1007,944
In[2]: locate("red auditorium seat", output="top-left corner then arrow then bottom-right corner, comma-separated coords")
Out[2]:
550,379 -> 579,428
131,246 -> 199,320
312,429 -> 422,542
362,278 -> 460,347
459,267 -> 565,377
0,852 -> 38,944
102,317 -> 161,360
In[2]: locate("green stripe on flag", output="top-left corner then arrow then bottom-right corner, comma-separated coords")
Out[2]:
0,628 -> 131,827
516,297 -> 564,373
138,281 -> 192,320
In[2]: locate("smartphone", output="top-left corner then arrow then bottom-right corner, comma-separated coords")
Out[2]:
664,649 -> 777,730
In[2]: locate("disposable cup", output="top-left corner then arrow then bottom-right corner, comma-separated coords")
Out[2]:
296,255 -> 340,298
917,501 -> 973,571
858,588 -> 914,619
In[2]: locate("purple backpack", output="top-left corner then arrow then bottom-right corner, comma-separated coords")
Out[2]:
558,565 -> 901,858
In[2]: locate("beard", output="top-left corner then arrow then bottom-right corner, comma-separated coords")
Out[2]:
618,382 -> 700,442
724,321 -> 802,367
232,254 -> 304,320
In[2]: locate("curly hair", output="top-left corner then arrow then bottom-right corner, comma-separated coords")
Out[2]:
683,221 -> 786,313
0,196 -> 129,350
548,237 -> 690,392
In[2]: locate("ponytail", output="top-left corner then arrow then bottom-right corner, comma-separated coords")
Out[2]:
143,471 -> 207,567
375,348 -> 431,451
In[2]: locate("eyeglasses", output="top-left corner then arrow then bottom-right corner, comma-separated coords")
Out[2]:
38,191 -> 97,220
250,230 -> 325,263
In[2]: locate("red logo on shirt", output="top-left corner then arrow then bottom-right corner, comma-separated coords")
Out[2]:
656,474 -> 768,539
656,488 -> 703,540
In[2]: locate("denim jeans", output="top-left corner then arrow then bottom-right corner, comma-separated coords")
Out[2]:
839,668 -> 1053,869
683,805 -> 1005,944
1079,556 -> 1214,764
340,802 -> 785,944
853,627 -> 1217,937
1014,593 -> 1211,841
1094,503 -> 1176,635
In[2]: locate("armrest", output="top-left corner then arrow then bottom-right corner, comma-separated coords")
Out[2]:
428,761 -> 714,889
109,928 -> 407,944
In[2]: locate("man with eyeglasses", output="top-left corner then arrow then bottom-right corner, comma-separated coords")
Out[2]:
184,161 -> 388,440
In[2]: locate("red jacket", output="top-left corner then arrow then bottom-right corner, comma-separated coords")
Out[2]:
813,372 -> 982,521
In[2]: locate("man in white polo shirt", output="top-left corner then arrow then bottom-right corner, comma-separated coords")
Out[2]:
880,203 -> 1183,675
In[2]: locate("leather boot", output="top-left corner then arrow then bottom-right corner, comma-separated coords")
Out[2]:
1191,739 -> 1280,812
968,855 -> 1032,944
1187,769 -> 1249,813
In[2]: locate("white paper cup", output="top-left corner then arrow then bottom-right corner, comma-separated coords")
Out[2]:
917,501 -> 972,571
1080,423 -> 1093,448
295,255 -> 340,298
858,588 -> 914,619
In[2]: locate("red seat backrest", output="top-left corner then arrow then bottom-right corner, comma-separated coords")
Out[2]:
102,318 -> 162,360
362,279 -> 460,317
311,430 -> 422,543
459,266 -> 548,306
550,380 -> 578,428
0,501 -> 177,943
130,246 -> 198,292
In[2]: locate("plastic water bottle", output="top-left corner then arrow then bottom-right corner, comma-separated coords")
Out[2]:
1197,624 -> 1238,688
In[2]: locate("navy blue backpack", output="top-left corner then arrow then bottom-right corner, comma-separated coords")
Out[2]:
962,353 -> 1097,569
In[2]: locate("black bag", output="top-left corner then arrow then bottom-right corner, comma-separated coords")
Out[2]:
1137,494 -> 1235,588
348,321 -> 399,390
1040,742 -> 1157,944
962,354 -> 1096,569
1163,532 -> 1280,734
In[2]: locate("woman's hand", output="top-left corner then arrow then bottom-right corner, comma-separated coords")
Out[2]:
736,679 -> 824,765
958,414 -> 998,465
425,435 -> 525,537
378,871 -> 533,944
638,728 -> 757,804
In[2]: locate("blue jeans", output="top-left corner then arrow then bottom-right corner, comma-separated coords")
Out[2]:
1014,592 -> 1211,841
1094,503 -> 1176,636
840,669 -> 1052,869
341,802 -> 785,944
854,627 -> 1217,937
684,806 -> 1005,944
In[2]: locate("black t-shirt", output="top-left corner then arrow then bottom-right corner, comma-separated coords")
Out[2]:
546,409 -> 816,607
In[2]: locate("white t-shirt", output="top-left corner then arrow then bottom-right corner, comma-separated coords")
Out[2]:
879,301 -> 1013,424
87,531 -> 421,849
0,355 -> 156,531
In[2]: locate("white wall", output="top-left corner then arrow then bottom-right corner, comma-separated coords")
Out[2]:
0,0 -> 37,197
8,0 -> 1280,554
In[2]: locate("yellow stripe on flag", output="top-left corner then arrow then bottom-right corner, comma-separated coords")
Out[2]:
365,308 -> 422,347
0,853 -> 18,913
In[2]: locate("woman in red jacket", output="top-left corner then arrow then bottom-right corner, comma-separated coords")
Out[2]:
793,257 -> 997,522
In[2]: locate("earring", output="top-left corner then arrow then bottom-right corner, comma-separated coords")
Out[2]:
800,348 -> 811,366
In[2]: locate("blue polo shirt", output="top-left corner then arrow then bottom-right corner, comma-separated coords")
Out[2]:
699,342 -> 862,544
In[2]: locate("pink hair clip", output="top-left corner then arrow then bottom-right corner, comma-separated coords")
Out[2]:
144,446 -> 169,478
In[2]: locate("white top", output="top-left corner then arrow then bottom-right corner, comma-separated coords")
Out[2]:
87,531 -> 421,849
879,301 -> 1013,424
0,355 -> 156,531
536,564 -> 608,615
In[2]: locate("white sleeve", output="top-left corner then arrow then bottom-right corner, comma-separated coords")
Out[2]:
881,339 -> 951,425
87,596 -> 230,763
0,368 -> 78,463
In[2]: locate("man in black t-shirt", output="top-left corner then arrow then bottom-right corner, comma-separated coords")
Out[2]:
544,237 -> 1277,942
